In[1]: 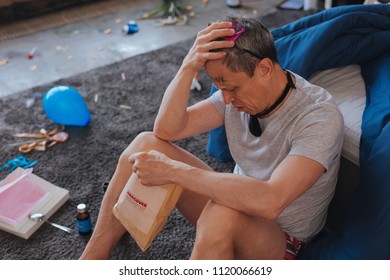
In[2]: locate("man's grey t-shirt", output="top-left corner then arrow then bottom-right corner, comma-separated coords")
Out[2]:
209,72 -> 344,243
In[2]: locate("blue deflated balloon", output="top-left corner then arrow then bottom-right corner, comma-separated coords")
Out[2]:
43,86 -> 91,126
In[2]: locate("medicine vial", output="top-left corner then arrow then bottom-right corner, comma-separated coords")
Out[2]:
76,203 -> 92,235
226,0 -> 241,8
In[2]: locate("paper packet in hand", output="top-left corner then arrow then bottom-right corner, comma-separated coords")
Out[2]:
112,173 -> 182,251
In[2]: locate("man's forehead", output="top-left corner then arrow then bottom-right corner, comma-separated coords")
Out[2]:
205,61 -> 229,84
213,76 -> 226,84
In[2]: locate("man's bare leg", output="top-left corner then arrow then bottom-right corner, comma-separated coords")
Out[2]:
191,201 -> 286,260
80,132 -> 212,259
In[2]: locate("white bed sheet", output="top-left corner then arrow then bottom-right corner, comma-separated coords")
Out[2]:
309,64 -> 366,166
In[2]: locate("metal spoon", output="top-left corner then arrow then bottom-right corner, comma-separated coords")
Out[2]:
29,213 -> 75,234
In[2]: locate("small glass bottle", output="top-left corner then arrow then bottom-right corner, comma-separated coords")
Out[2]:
76,203 -> 92,235
226,0 -> 241,8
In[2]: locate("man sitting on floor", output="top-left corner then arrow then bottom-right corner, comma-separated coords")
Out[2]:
80,16 -> 344,260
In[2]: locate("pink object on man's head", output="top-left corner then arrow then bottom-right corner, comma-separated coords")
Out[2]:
224,23 -> 245,41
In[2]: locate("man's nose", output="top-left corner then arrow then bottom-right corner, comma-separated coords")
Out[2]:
222,91 -> 235,104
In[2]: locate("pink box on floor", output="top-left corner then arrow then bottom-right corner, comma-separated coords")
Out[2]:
0,168 -> 69,239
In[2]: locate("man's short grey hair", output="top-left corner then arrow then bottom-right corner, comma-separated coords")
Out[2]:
219,16 -> 278,77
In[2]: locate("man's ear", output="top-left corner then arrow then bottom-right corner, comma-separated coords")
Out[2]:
257,58 -> 274,80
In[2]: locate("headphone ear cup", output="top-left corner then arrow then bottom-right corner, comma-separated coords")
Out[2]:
249,115 -> 262,137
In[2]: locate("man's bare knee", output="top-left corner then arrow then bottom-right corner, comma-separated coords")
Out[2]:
197,201 -> 239,229
193,202 -> 239,258
119,131 -> 166,161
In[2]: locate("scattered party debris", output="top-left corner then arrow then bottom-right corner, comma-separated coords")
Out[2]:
120,104 -> 132,110
121,72 -> 127,80
142,0 -> 192,26
30,65 -> 37,71
56,45 -> 69,52
0,155 -> 38,172
115,18 -> 123,24
122,20 -> 139,34
155,15 -> 188,26
0,58 -> 9,66
27,47 -> 37,59
104,28 -> 112,35
25,98 -> 35,108
94,94 -> 99,103
11,126 -> 69,153
191,71 -> 202,91
25,92 -> 42,108
34,92 -> 43,98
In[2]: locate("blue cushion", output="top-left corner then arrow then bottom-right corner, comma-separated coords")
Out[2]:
299,122 -> 390,259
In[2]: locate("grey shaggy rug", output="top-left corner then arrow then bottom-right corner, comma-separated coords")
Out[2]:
0,9 -> 310,260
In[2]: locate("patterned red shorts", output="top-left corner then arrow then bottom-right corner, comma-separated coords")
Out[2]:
284,233 -> 304,260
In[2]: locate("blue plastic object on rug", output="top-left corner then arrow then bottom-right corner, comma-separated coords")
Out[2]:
0,155 -> 38,172
43,86 -> 91,126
